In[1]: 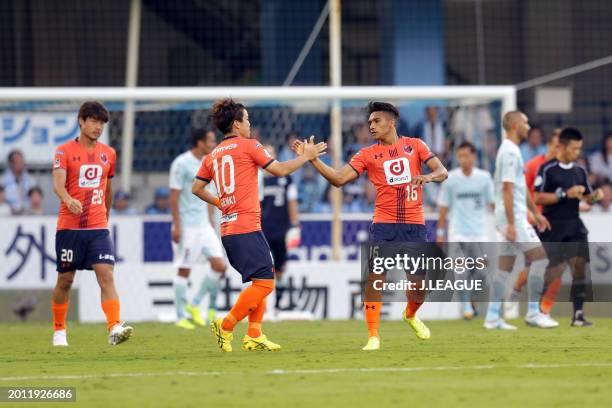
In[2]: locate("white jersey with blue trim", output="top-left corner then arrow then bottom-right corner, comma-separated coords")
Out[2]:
169,150 -> 213,228
438,167 -> 494,238
494,138 -> 528,226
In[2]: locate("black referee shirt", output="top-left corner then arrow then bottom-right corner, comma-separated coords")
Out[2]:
534,159 -> 592,220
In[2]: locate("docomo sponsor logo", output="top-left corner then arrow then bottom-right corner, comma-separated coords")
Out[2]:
383,157 -> 411,185
371,254 -> 487,275
78,165 -> 103,188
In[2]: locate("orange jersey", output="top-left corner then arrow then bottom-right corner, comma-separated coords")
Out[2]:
53,139 -> 116,230
196,136 -> 275,236
524,153 -> 547,214
349,136 -> 435,224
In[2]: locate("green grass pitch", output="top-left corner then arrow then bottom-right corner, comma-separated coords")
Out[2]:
1,319 -> 611,407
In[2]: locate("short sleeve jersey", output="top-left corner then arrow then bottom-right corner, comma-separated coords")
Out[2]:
494,138 -> 528,226
196,136 -> 275,236
524,153 -> 548,214
437,167 -> 494,238
53,139 -> 116,230
349,136 -> 435,224
169,150 -> 212,228
534,159 -> 592,220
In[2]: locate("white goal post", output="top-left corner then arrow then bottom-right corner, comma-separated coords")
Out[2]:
0,85 -> 516,259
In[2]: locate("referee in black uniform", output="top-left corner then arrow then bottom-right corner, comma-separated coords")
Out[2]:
534,127 -> 604,326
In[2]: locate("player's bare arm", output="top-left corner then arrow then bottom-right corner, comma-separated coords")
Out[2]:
52,168 -> 82,215
411,156 -> 448,186
292,139 -> 358,187
265,137 -> 327,177
502,181 -> 516,241
526,188 -> 550,232
208,203 -> 216,227
191,178 -> 221,210
436,206 -> 448,243
105,178 -> 113,221
535,185 -> 586,206
170,188 -> 181,243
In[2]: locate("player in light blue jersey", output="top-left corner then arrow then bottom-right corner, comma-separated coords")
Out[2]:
486,111 -> 555,330
437,141 -> 494,320
169,129 -> 227,329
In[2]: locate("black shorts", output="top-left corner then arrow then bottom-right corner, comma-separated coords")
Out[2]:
369,223 -> 428,243
368,223 -> 431,276
55,229 -> 115,273
266,235 -> 288,273
222,230 -> 275,283
538,218 -> 590,267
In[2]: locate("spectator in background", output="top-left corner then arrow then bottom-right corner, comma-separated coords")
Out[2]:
1,150 -> 37,214
415,106 -> 447,160
344,123 -> 371,160
279,131 -> 302,185
0,185 -> 11,215
297,165 -> 323,213
520,126 -> 547,162
145,187 -> 171,215
24,186 -> 44,215
111,190 -> 138,215
588,132 -> 612,185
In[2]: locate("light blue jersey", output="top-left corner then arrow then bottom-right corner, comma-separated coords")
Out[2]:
494,138 -> 528,226
438,167 -> 494,238
169,151 -> 212,228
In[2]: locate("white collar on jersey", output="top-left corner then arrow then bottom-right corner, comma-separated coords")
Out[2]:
558,162 -> 574,170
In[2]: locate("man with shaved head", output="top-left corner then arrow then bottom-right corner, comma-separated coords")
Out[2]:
485,111 -> 555,330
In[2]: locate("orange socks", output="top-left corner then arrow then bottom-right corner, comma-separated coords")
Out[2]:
540,276 -> 562,314
222,279 -> 274,333
405,300 -> 423,319
364,302 -> 381,338
514,268 -> 529,292
52,301 -> 69,331
247,300 -> 266,338
101,299 -> 121,331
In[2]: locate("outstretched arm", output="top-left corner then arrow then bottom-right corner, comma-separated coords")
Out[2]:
265,138 -> 327,177
310,159 -> 359,187
292,138 -> 358,187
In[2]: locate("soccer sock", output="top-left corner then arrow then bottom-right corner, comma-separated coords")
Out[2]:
514,267 -> 529,292
405,300 -> 423,319
192,275 -> 219,307
570,278 -> 586,317
364,302 -> 381,338
540,276 -> 562,314
52,301 -> 69,331
101,299 -> 120,331
247,299 -> 266,338
173,275 -> 189,320
222,279 -> 275,332
527,258 -> 547,315
485,269 -> 507,321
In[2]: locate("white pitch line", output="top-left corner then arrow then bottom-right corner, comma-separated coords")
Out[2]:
2,362 -> 611,382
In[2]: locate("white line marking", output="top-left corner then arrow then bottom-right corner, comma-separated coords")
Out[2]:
2,362 -> 611,382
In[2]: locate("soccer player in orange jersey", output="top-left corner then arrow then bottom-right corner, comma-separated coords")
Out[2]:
510,129 -> 560,300
51,101 -> 133,346
297,101 -> 448,350
191,98 -> 326,352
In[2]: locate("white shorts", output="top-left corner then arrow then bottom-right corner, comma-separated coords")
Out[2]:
495,222 -> 541,256
173,225 -> 224,269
